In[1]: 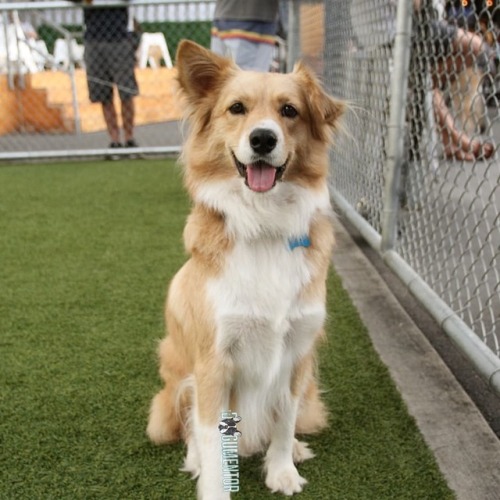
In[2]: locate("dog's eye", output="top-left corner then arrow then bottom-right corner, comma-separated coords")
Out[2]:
281,104 -> 298,118
229,102 -> 246,115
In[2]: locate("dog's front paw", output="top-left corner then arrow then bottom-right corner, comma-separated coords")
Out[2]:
265,464 -> 307,495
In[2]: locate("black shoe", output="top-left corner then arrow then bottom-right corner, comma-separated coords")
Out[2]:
107,142 -> 122,160
124,139 -> 139,148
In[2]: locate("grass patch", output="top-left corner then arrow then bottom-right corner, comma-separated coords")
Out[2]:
0,159 -> 452,499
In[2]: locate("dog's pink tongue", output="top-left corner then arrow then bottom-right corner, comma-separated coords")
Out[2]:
246,164 -> 277,192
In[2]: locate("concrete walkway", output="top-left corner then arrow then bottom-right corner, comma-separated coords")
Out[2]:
332,220 -> 500,500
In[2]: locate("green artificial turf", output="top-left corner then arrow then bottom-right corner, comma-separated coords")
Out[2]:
0,159 -> 453,499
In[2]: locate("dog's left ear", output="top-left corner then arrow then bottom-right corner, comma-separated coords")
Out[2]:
176,40 -> 235,104
293,62 -> 345,142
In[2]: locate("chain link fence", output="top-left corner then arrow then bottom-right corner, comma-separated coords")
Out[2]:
302,0 -> 499,394
0,0 -> 215,160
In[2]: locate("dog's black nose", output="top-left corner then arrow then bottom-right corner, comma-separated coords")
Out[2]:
249,128 -> 277,155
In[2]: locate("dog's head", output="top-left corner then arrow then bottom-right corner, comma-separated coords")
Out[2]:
176,40 -> 344,195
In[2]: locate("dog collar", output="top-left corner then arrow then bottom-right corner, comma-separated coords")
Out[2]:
288,235 -> 311,251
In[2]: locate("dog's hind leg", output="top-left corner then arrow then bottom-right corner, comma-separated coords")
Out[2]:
147,380 -> 184,444
147,338 -> 190,444
295,349 -> 328,435
295,376 -> 328,435
292,438 -> 315,463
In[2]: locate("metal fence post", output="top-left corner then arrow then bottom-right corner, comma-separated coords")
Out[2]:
286,0 -> 300,71
1,10 -> 14,89
380,0 -> 413,251
66,33 -> 81,135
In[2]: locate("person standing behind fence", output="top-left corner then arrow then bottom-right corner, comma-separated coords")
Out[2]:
77,0 -> 139,150
411,0 -> 495,162
211,0 -> 280,71
351,0 -> 495,164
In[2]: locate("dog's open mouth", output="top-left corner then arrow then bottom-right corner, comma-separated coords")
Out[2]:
232,153 -> 287,193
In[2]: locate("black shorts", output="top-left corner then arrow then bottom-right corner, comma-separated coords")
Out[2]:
84,39 -> 139,103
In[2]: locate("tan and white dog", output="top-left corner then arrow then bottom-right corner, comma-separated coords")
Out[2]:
147,40 -> 344,499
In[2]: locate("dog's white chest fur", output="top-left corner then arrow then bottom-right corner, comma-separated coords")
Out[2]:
211,236 -> 310,321
209,237 -> 314,366
202,180 -> 330,453
208,237 -> 325,454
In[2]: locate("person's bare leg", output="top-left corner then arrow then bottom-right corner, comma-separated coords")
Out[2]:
102,101 -> 121,144
121,98 -> 135,144
433,88 -> 494,160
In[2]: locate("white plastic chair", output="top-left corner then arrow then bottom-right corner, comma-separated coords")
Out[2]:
0,14 -> 39,74
53,38 -> 85,70
28,38 -> 53,71
137,32 -> 173,69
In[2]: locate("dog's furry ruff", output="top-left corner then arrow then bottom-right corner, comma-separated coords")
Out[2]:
147,40 -> 344,499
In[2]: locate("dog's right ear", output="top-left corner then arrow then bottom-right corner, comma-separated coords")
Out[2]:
176,40 -> 234,104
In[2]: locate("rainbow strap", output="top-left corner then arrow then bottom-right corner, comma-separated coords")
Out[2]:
211,27 -> 276,46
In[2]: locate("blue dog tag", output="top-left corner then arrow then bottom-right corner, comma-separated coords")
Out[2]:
288,235 -> 311,251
